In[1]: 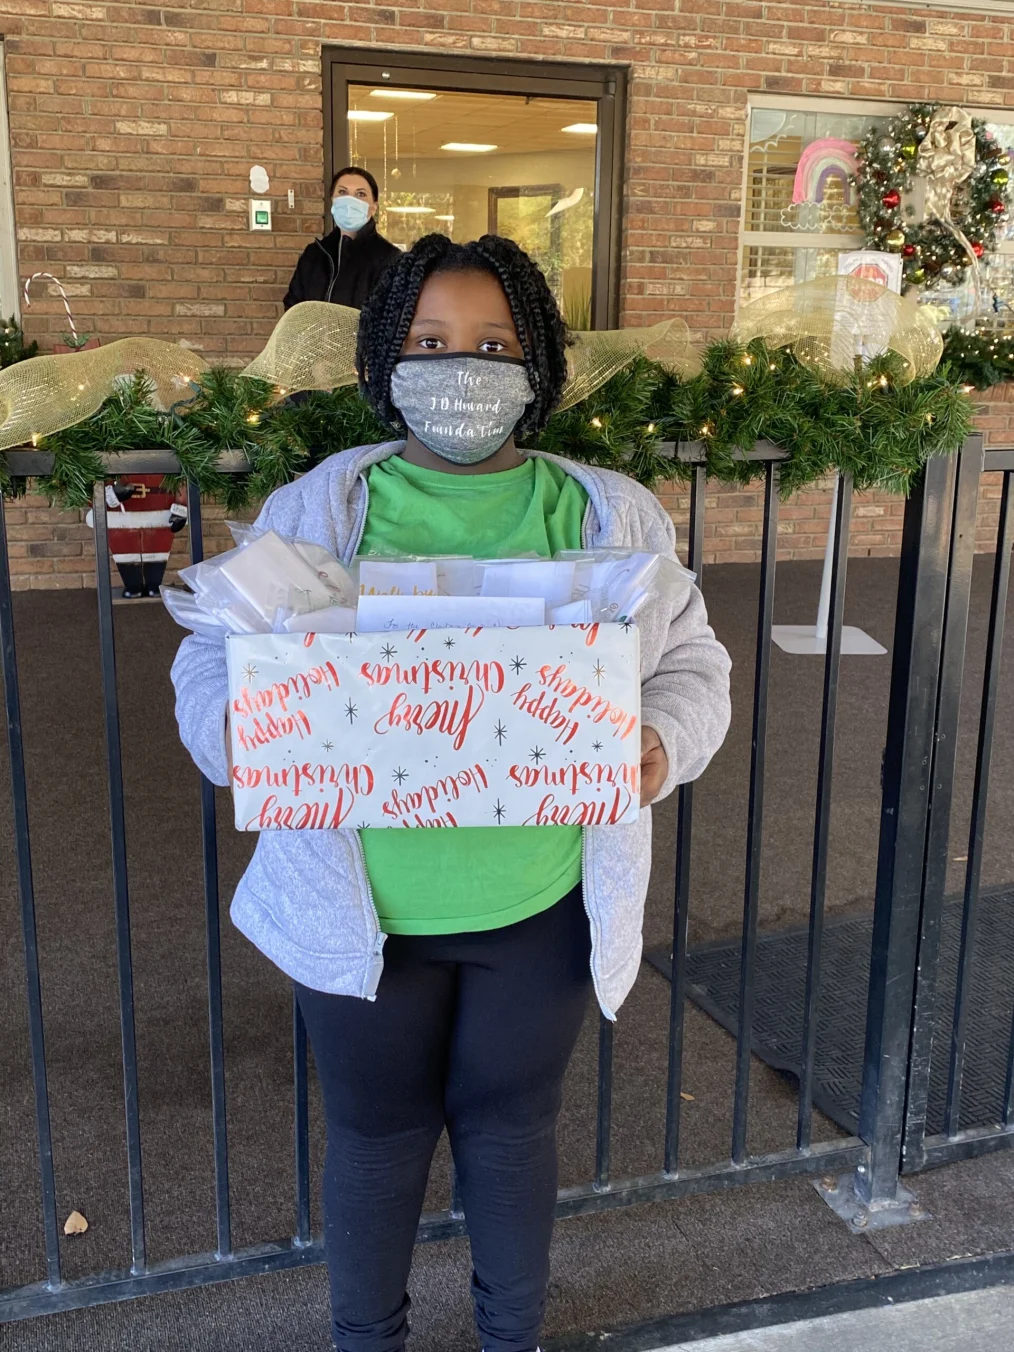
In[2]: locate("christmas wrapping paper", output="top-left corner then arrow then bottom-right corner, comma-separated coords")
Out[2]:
226,624 -> 641,831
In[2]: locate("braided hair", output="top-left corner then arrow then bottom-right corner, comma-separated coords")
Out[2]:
356,233 -> 570,438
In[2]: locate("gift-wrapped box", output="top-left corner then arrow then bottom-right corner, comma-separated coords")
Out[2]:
226,624 -> 641,830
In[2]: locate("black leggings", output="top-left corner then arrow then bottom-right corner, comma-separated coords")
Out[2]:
294,885 -> 593,1352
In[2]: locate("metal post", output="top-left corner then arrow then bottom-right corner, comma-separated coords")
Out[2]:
92,483 -> 147,1273
901,437 -> 982,1165
731,460 -> 779,1165
664,461 -> 706,1176
187,484 -> 233,1259
797,476 -> 852,1150
818,453 -> 958,1231
0,496 -> 62,1289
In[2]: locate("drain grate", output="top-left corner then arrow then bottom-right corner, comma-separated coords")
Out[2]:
645,887 -> 1014,1137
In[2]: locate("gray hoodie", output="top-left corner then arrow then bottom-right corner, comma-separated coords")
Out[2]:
171,442 -> 731,1018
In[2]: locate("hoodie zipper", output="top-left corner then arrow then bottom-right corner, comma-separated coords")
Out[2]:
324,234 -> 344,303
346,469 -> 386,999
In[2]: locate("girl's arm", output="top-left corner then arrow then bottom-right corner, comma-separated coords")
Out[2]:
635,497 -> 732,805
171,632 -> 231,786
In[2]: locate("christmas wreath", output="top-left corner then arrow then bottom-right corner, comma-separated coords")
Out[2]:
856,102 -> 1012,289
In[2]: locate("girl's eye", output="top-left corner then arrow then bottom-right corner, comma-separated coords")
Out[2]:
416,337 -> 445,350
478,339 -> 507,353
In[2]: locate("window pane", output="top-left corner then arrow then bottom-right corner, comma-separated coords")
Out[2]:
740,244 -> 843,307
746,107 -> 888,236
344,86 -> 597,327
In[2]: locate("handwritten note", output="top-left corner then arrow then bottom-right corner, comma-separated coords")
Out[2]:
226,625 -> 641,830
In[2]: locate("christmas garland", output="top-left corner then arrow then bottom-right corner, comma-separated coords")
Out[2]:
9,341 -> 972,509
856,102 -> 1012,288
0,316 -> 38,369
940,327 -> 1014,391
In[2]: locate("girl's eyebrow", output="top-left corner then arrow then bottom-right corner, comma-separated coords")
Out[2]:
409,318 -> 515,331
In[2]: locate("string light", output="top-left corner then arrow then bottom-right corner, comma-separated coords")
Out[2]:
589,416 -> 602,428
246,412 -> 261,425
769,362 -> 777,371
645,422 -> 655,432
731,385 -> 744,396
30,432 -> 40,446
699,422 -> 713,437
741,354 -> 753,366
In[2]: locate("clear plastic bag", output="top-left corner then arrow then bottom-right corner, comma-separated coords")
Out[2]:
166,526 -> 356,637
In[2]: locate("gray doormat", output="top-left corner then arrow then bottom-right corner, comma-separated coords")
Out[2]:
645,887 -> 1014,1137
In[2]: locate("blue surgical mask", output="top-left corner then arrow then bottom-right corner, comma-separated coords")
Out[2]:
331,195 -> 371,233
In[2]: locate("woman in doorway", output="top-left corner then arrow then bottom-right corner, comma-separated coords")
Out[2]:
283,166 -> 401,311
173,234 -> 731,1352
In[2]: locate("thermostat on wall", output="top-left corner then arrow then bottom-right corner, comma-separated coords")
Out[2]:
249,199 -> 272,231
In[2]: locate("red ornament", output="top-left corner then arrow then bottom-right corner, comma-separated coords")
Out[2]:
972,240 -> 985,258
882,189 -> 901,210
902,244 -> 917,258
990,198 -> 1007,215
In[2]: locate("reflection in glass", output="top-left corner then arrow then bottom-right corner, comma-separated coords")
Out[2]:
344,86 -> 597,327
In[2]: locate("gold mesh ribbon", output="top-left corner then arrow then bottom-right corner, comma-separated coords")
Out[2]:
0,339 -> 209,452
557,318 -> 701,411
915,105 -> 983,306
239,301 -> 362,393
238,304 -> 701,408
0,304 -> 701,452
731,276 -> 943,383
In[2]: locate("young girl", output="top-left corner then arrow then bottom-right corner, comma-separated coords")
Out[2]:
172,235 -> 731,1352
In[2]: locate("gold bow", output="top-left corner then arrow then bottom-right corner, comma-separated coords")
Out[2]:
916,105 -> 982,303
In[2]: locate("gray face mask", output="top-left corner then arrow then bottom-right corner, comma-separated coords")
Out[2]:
390,353 -> 535,465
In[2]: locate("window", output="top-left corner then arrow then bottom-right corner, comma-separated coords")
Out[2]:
324,51 -> 625,329
739,95 -> 1014,330
0,44 -> 19,321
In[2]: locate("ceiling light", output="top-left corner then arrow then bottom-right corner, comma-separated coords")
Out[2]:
347,109 -> 394,122
434,215 -> 455,221
386,205 -> 435,214
369,89 -> 437,101
562,123 -> 598,134
441,142 -> 498,153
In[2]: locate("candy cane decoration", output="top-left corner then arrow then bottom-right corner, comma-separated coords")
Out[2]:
22,272 -> 79,343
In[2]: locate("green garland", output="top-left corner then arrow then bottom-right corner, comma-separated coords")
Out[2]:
940,326 -> 1014,391
856,102 -> 1012,288
0,316 -> 38,369
13,341 -> 972,510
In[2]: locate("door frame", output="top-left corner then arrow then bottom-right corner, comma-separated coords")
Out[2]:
322,48 -> 626,329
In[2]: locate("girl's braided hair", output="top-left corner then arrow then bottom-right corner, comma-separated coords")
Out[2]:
356,233 -> 571,438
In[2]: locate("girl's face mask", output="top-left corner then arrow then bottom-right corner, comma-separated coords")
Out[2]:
390,353 -> 535,465
331,195 -> 371,233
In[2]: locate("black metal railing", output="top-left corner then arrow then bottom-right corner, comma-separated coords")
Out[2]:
0,436 -> 1008,1323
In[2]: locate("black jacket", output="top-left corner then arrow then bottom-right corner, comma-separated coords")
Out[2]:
283,219 -> 401,311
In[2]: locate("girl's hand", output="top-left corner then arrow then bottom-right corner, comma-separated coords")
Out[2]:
640,726 -> 668,806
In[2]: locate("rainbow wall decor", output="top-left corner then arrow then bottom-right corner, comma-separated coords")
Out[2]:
792,137 -> 860,205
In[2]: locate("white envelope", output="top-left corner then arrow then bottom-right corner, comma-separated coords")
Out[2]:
283,606 -> 358,634
480,560 -> 576,608
357,594 -> 545,632
219,531 -> 334,621
359,560 -> 439,597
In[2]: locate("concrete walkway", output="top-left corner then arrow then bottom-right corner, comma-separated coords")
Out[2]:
663,1285 -> 1014,1351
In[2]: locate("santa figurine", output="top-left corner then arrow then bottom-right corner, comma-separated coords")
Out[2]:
86,474 -> 189,598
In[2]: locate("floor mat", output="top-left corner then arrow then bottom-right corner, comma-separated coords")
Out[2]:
645,887 -> 1014,1137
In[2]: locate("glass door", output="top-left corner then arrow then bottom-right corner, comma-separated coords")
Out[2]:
326,53 -> 624,328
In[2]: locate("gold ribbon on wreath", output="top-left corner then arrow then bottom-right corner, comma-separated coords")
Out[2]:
915,105 -> 983,308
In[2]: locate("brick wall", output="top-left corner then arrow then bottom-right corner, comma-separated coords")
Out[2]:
2,0 -> 1014,588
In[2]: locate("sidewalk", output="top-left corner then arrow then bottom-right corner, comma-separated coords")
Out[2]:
661,1285 -> 1014,1351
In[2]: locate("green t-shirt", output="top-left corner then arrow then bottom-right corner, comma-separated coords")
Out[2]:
358,452 -> 589,935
